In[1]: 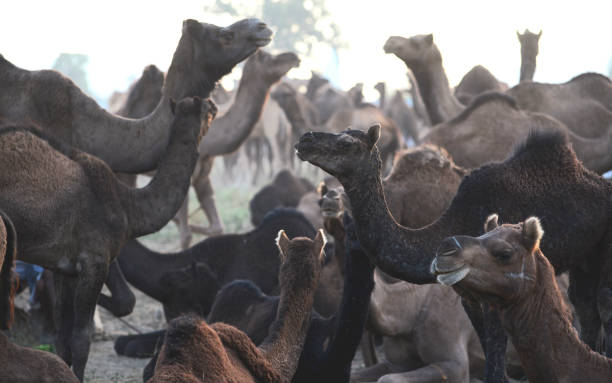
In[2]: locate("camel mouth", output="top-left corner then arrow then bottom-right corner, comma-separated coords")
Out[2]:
251,37 -> 273,47
431,259 -> 470,286
321,209 -> 342,218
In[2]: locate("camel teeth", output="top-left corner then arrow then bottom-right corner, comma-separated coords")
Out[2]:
436,267 -> 470,286
441,249 -> 457,256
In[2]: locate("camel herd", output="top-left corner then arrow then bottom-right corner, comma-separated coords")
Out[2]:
0,13 -> 612,383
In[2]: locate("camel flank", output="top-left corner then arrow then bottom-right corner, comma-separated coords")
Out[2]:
296,127 -> 612,381
433,216 -> 612,382
0,97 -> 215,381
148,229 -> 326,383
0,18 -> 271,174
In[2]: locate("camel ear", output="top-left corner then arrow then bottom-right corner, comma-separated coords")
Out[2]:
537,30 -> 542,39
516,31 -> 522,40
313,229 -> 327,262
366,124 -> 381,151
484,214 -> 499,233
522,216 -> 544,251
182,19 -> 201,35
275,230 -> 290,263
424,34 -> 433,46
317,182 -> 328,197
170,98 -> 177,115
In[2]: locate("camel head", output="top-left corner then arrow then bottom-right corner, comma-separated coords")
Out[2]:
169,97 -> 217,145
517,29 -> 542,57
295,125 -> 382,180
306,72 -> 330,100
275,229 -> 326,289
374,82 -> 386,95
242,50 -> 300,85
431,215 -> 544,306
158,261 -> 221,319
383,34 -> 439,67
318,184 -> 346,218
180,18 -> 273,81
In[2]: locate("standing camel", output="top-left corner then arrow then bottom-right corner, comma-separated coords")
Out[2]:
433,216 -> 612,382
0,97 -> 216,380
296,127 -> 612,381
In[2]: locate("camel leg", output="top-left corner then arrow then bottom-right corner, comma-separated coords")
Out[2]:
53,274 -> 76,367
97,260 -> 136,317
70,255 -> 109,381
461,298 -> 508,383
569,267 -> 602,351
189,157 -> 223,236
350,361 -> 395,382
173,197 -> 192,249
359,328 -> 378,367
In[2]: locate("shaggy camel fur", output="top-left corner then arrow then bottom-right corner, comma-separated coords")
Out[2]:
517,29 -> 541,83
507,73 -> 612,138
433,216 -> 612,382
0,19 -> 270,174
296,127 -> 612,380
454,65 -> 508,106
423,92 -> 612,173
383,34 -> 463,124
113,209 -> 317,357
249,169 -> 315,226
0,97 -> 215,380
148,229 -> 327,383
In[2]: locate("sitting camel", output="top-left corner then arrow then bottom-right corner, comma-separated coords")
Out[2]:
147,229 -> 327,383
432,216 -> 612,382
113,208 -> 317,357
0,211 -> 78,383
296,127 -> 612,381
0,97 -> 215,380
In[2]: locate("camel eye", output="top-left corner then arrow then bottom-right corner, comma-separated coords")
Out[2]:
493,250 -> 513,261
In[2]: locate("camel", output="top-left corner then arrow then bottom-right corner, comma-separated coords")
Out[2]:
296,127 -> 612,381
110,65 -> 165,118
384,34 -> 463,125
0,18 -> 270,174
112,50 -> 300,245
506,73 -> 612,138
249,169 -> 315,226
113,208 -> 317,357
374,82 -> 420,144
305,72 -> 352,124
272,82 -> 402,170
147,229 -> 327,383
454,65 -> 508,106
517,29 -> 541,83
0,97 -> 215,380
422,92 -> 612,173
432,216 -> 612,382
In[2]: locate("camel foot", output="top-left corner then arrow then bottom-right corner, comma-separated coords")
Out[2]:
189,223 -> 223,236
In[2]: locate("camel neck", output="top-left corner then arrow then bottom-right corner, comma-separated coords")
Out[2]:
121,112 -> 201,238
116,240 -> 193,302
519,50 -> 537,83
502,257 -> 612,382
339,152 -> 451,284
411,61 -> 463,125
197,74 -> 271,156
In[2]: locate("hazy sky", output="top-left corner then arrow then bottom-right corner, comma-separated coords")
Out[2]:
2,0 -> 611,103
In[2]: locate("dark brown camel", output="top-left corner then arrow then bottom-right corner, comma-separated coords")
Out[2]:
517,29 -> 541,83
147,229 -> 326,383
296,127 -> 612,381
0,19 -> 270,174
249,169 -> 315,226
113,208 -> 317,358
507,73 -> 612,138
0,97 -> 215,380
433,216 -> 612,382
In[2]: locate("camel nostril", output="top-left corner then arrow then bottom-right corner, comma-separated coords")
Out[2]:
257,22 -> 268,30
437,237 -> 461,257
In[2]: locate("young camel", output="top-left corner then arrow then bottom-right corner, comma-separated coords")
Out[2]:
0,97 -> 215,381
148,229 -> 327,383
432,216 -> 612,382
296,127 -> 612,381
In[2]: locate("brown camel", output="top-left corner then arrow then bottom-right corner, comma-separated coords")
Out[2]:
113,50 -> 300,245
110,65 -> 165,118
383,34 -> 463,124
0,19 -> 271,174
506,73 -> 612,138
517,29 -> 541,83
0,97 -> 215,380
433,216 -> 612,382
148,229 -> 327,383
296,127 -> 612,381
454,65 -> 508,106
422,92 -> 612,173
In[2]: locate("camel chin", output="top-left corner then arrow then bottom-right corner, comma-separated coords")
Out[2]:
435,266 -> 470,286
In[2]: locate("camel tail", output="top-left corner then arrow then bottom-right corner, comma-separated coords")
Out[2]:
0,210 -> 17,329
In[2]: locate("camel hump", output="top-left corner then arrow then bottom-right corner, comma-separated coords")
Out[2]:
0,124 -> 77,159
512,130 -> 569,157
569,72 -> 611,84
448,92 -> 518,125
261,207 -> 313,229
